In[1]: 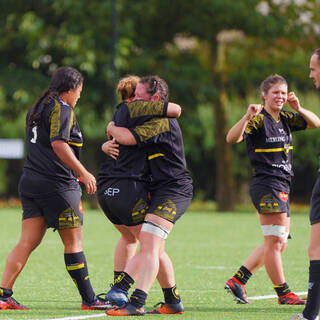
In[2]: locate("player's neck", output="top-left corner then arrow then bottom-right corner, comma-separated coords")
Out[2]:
264,105 -> 280,121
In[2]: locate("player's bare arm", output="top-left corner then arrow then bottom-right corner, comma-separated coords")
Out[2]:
226,104 -> 263,144
52,140 -> 96,194
287,91 -> 320,129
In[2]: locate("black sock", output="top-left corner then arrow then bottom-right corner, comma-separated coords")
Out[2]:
64,252 -> 96,304
233,265 -> 252,285
0,287 -> 13,299
273,282 -> 291,297
114,272 -> 134,292
130,289 -> 147,309
303,260 -> 320,320
162,285 -> 181,304
114,271 -> 122,284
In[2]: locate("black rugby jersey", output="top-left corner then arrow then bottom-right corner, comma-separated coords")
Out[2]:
98,100 -> 168,182
20,97 -> 82,197
130,117 -> 193,197
243,108 -> 306,184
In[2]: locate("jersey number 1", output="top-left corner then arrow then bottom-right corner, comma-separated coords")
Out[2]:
30,126 -> 38,144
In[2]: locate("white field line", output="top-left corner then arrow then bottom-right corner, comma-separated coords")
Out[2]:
39,313 -> 106,320
248,291 -> 307,300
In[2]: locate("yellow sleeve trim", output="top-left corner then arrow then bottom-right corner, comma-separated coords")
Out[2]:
128,101 -> 164,117
68,142 -> 83,147
148,153 -> 165,160
134,118 -> 170,142
49,100 -> 61,139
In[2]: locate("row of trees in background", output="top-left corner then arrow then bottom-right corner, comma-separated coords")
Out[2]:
1,0 -> 320,210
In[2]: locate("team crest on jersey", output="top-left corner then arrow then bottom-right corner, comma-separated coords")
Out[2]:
279,192 -> 288,202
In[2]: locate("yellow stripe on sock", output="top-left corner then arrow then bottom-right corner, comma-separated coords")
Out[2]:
67,263 -> 85,271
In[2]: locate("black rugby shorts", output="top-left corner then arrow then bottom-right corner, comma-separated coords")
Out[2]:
21,189 -> 83,230
97,178 -> 149,226
250,183 -> 290,216
148,188 -> 192,224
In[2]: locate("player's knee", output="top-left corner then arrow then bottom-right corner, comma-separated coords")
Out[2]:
18,238 -> 42,252
307,242 -> 320,260
121,233 -> 138,244
280,241 -> 288,252
62,238 -> 83,252
265,236 -> 284,249
270,238 -> 284,251
261,225 -> 287,250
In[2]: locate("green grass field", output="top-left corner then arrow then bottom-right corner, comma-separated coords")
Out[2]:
0,207 -> 312,320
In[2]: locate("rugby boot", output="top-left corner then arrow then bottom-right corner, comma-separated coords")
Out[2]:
106,285 -> 129,307
225,277 -> 250,304
290,314 -> 319,320
81,296 -> 112,310
0,296 -> 28,310
278,292 -> 306,305
106,303 -> 144,316
147,301 -> 184,314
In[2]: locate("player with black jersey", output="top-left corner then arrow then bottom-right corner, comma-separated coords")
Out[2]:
0,67 -> 108,311
98,101 -> 180,225
98,75 -> 181,283
98,76 -> 183,312
105,76 -> 193,316
224,74 -> 320,306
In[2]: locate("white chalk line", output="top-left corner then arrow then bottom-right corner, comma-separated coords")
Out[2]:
248,291 -> 307,300
36,313 -> 106,320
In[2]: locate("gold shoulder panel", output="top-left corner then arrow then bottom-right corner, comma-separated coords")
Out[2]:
244,113 -> 264,134
134,118 -> 170,142
128,101 -> 164,118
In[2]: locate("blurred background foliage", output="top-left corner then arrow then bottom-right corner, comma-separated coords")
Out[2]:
0,0 -> 320,210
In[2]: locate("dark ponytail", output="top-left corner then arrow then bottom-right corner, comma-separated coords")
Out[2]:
27,66 -> 83,128
139,75 -> 169,102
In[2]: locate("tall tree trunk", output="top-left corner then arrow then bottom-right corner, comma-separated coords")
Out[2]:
210,39 -> 235,211
213,87 -> 235,211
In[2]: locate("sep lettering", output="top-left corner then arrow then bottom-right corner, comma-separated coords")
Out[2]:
104,188 -> 120,196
